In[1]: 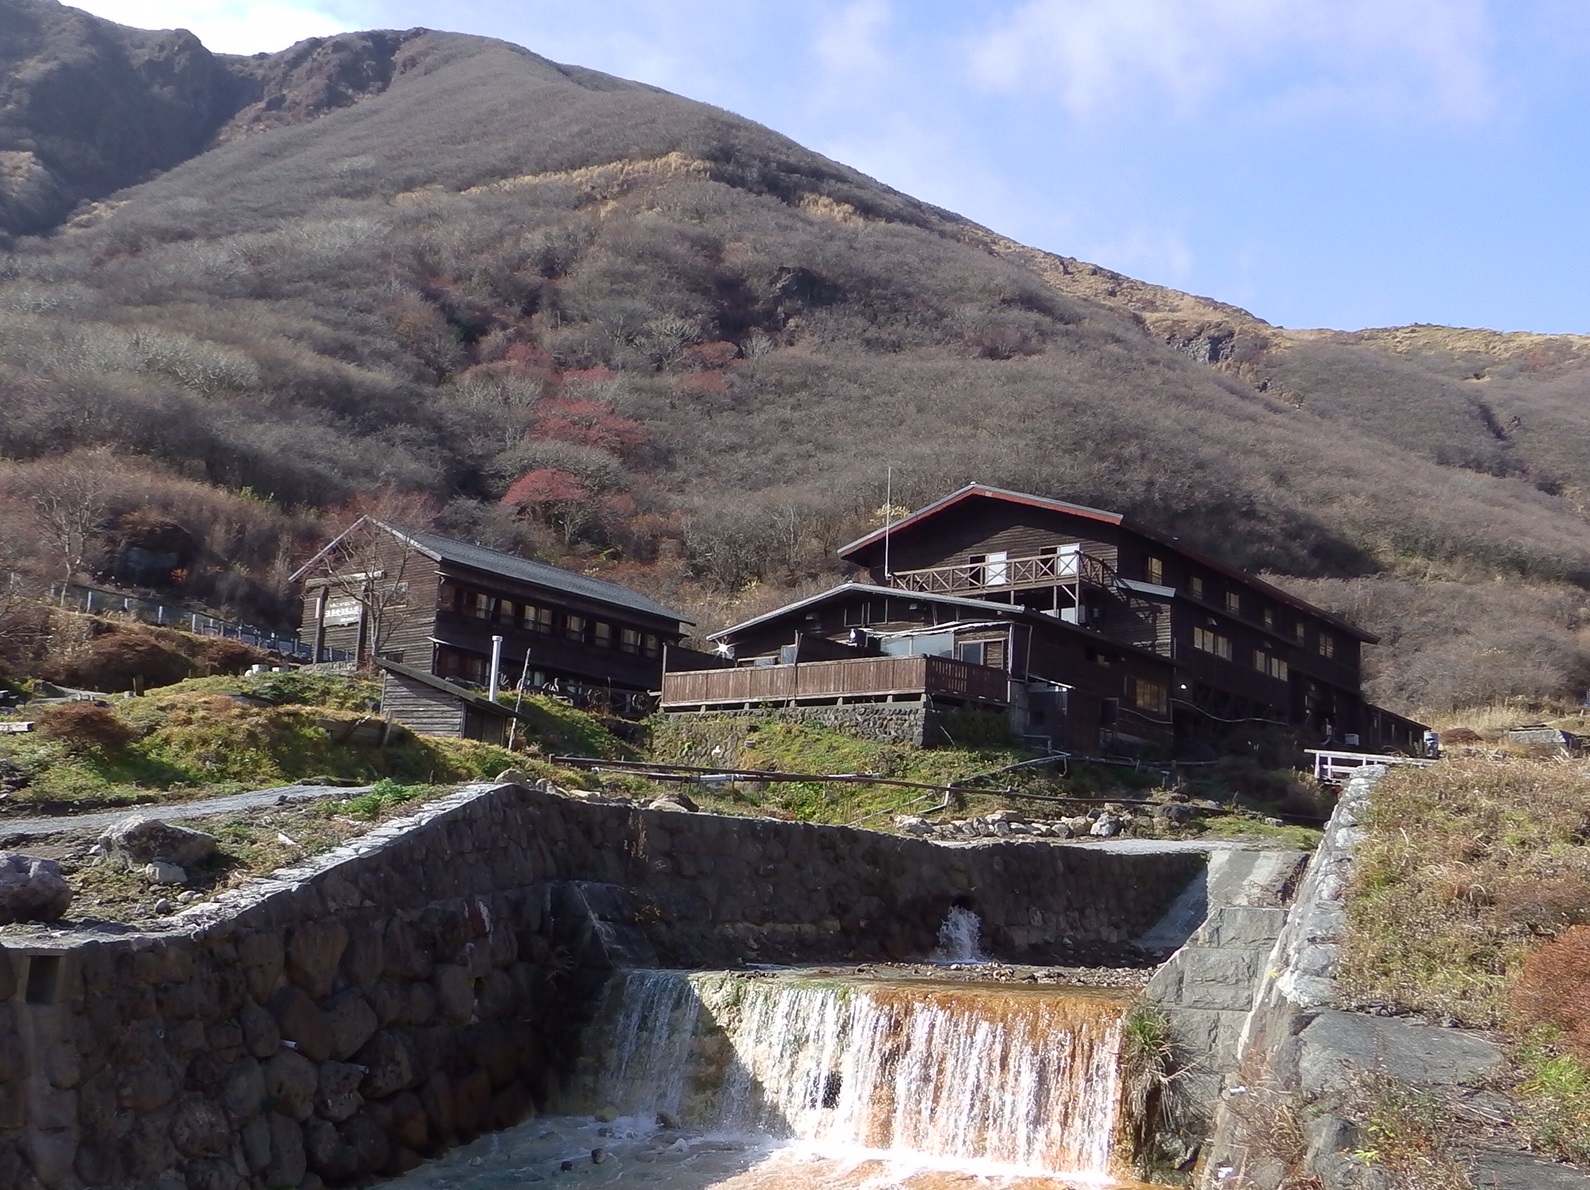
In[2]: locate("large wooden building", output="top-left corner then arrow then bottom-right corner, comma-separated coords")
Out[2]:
292,519 -> 688,738
663,485 -> 1424,756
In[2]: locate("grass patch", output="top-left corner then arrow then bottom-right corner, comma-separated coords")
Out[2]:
332,777 -> 438,820
1340,756 -> 1590,1027
0,677 -> 569,806
1340,755 -> 1590,1168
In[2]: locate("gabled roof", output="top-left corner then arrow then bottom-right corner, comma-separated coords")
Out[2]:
839,484 -> 1376,643
710,581 -> 1170,664
378,658 -> 515,719
709,582 -> 1031,641
292,517 -> 688,625
838,484 -> 1124,557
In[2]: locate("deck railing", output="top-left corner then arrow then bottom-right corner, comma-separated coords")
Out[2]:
888,550 -> 1112,596
661,654 -> 1009,708
1305,748 -> 1436,782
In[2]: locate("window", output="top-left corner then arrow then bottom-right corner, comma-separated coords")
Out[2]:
531,605 -> 555,634
1318,632 -> 1335,659
469,591 -> 492,620
1262,607 -> 1275,630
1193,626 -> 1232,660
1225,590 -> 1241,614
642,633 -> 661,658
1190,576 -> 1204,598
619,627 -> 642,654
1255,652 -> 1288,680
1146,556 -> 1164,585
388,582 -> 410,608
1294,619 -> 1306,644
495,599 -> 517,627
593,621 -> 612,648
1131,678 -> 1168,715
565,614 -> 587,643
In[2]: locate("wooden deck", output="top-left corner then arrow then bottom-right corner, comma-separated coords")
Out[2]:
661,654 -> 1009,709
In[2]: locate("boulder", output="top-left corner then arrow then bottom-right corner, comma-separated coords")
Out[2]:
98,816 -> 218,869
494,769 -> 529,787
0,852 -> 72,923
1089,815 -> 1124,838
893,815 -> 933,836
647,790 -> 698,812
142,861 -> 188,886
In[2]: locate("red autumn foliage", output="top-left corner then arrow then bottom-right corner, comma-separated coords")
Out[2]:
502,468 -> 591,508
1510,925 -> 1590,1061
529,398 -> 647,459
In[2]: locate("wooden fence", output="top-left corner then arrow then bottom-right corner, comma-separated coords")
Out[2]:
661,654 -> 1009,708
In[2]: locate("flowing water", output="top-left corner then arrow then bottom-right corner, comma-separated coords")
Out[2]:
391,967 -> 1143,1189
929,906 -> 989,964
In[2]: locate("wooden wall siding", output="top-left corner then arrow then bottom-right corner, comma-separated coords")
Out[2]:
380,671 -> 465,738
859,503 -> 1121,579
432,609 -> 663,691
724,595 -> 999,660
436,565 -> 681,636
661,655 -> 1009,708
301,529 -> 443,666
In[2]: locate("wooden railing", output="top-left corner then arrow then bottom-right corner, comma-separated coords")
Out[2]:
889,550 -> 1113,596
1305,749 -> 1436,782
661,654 -> 1009,708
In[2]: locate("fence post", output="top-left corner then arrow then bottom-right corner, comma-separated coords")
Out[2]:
85,590 -> 93,613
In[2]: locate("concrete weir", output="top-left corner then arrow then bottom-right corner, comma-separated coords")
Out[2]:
0,781 -> 1204,1190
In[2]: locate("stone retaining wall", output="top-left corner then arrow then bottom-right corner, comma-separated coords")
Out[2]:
1200,768 -> 1590,1189
657,701 -> 1010,748
0,782 -> 1203,1190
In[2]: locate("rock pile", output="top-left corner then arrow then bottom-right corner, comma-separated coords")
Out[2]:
898,800 -> 1201,842
0,852 -> 72,923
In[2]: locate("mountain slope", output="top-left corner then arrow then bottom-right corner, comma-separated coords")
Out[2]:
0,1 -> 1587,713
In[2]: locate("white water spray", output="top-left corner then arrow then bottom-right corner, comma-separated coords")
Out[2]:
930,904 -> 988,963
582,970 -> 1126,1181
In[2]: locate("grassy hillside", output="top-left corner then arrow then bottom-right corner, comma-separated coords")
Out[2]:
0,2 -> 1587,714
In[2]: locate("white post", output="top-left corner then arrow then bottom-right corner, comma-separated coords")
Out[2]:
488,635 -> 504,700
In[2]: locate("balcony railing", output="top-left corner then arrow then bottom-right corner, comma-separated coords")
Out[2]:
661,654 -> 1009,708
888,550 -> 1113,596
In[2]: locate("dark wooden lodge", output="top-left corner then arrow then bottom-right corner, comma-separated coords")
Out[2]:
664,485 -> 1425,756
293,519 -> 688,740
665,583 -> 1177,753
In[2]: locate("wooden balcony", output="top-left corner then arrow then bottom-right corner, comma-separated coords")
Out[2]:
661,654 -> 1010,709
889,550 -> 1113,597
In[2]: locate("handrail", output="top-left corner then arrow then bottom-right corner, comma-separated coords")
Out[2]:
1305,748 -> 1436,781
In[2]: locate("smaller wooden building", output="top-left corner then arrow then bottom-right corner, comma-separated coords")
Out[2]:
662,583 -> 1176,753
292,519 -> 689,737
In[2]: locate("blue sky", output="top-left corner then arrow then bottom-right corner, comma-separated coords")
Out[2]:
72,1 -> 1590,334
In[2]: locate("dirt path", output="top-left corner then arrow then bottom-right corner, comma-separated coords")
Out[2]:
0,783 -> 372,842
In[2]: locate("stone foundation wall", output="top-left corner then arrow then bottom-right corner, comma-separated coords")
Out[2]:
0,782 -> 1203,1190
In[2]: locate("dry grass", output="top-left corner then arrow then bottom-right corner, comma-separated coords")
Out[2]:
1340,756 -> 1590,1027
1424,700 -> 1589,738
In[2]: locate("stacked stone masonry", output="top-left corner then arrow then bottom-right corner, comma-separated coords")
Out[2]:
0,781 -> 1202,1190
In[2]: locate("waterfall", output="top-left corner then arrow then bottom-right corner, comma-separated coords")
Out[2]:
930,904 -> 988,963
582,970 -> 1126,1180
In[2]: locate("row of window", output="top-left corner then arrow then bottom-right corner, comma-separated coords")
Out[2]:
1150,556 -> 1337,656
445,585 -> 661,657
1192,627 -> 1296,680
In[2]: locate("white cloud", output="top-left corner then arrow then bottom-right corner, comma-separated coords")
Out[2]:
68,1 -> 365,54
969,0 -> 1494,124
813,0 -> 893,81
